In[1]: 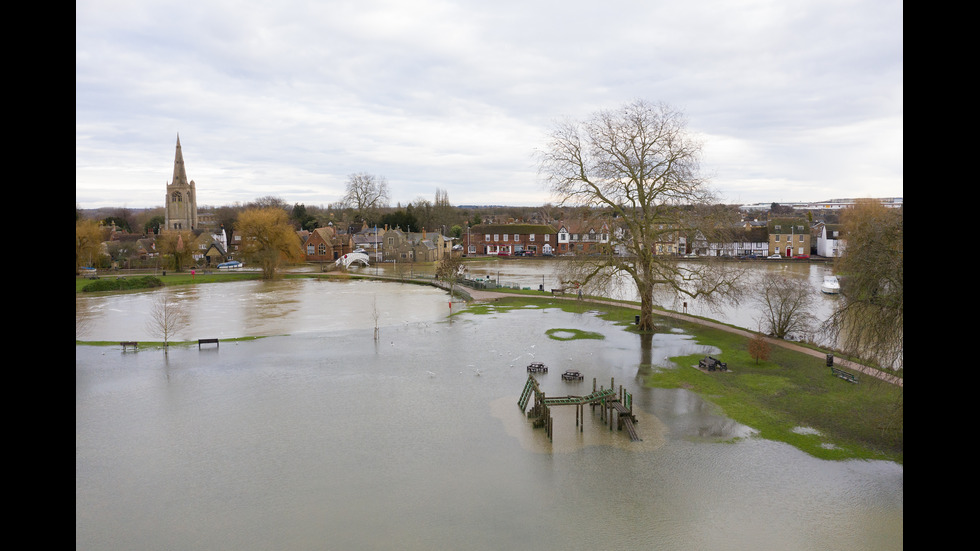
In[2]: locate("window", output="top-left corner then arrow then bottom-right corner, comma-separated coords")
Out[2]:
307,244 -> 314,255
318,243 -> 327,255
171,191 -> 182,203
529,234 -> 535,241
503,234 -> 508,241
545,234 -> 550,242
513,234 -> 519,241
798,235 -> 804,242
493,234 -> 499,241
775,235 -> 780,242
485,234 -> 490,241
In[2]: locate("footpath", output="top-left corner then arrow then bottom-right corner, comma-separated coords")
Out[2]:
452,283 -> 903,388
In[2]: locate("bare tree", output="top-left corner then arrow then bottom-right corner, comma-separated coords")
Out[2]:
341,173 -> 391,212
147,292 -> 188,351
538,99 -> 742,331
753,272 -> 816,340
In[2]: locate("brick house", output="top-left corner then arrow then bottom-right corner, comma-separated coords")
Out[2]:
768,218 -> 810,257
383,228 -> 450,262
304,226 -> 353,263
465,223 -> 558,256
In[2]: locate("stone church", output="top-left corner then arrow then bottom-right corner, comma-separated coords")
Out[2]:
164,134 -> 199,231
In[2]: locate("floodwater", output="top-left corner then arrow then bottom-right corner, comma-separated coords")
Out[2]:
367,258 -> 840,341
76,273 -> 902,550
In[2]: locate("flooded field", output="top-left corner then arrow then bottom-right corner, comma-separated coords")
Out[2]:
76,276 -> 902,550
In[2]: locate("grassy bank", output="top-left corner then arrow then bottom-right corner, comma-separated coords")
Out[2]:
77,271 -> 264,293
459,296 -> 903,464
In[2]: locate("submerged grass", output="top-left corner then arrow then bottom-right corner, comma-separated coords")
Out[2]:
460,295 -> 903,464
75,337 -> 265,348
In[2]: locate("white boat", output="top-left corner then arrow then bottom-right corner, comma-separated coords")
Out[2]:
217,260 -> 243,270
821,275 -> 840,294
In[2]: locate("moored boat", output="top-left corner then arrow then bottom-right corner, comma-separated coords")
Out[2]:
821,275 -> 840,294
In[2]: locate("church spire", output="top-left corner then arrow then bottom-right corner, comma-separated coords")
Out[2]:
171,134 -> 188,187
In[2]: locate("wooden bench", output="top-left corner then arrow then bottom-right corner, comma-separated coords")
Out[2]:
831,367 -> 858,383
551,288 -> 565,296
120,341 -> 138,351
198,338 -> 219,349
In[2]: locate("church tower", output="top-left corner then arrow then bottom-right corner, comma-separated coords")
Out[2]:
164,134 -> 199,231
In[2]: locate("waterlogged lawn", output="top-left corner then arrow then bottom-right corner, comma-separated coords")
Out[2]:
545,328 -> 604,341
461,295 -> 903,464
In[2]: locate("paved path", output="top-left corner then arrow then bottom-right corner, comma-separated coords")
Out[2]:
453,284 -> 903,388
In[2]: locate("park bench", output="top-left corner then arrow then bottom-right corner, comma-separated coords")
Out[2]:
198,338 -> 220,349
551,288 -> 565,296
120,341 -> 138,351
831,367 -> 858,383
699,356 -> 728,372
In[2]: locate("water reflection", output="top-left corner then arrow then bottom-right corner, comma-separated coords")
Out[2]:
364,258 -> 839,343
76,280 -> 901,550
76,278 -> 451,341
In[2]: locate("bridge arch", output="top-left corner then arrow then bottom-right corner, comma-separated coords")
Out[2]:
335,252 -> 370,268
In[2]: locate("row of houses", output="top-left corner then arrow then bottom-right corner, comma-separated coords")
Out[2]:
103,216 -> 846,269
464,218 -> 844,259
299,223 -> 454,264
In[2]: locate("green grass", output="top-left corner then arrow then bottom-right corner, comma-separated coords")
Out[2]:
645,321 -> 903,463
75,336 -> 264,348
545,328 -> 605,341
459,295 -> 903,464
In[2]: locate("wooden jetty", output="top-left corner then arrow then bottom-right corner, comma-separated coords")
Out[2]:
518,374 -> 641,442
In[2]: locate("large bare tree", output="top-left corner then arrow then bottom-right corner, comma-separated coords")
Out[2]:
753,272 -> 817,340
538,99 -> 742,331
341,172 -> 391,213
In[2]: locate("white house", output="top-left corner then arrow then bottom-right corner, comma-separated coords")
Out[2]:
817,224 -> 844,257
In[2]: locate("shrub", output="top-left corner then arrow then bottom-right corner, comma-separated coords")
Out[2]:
83,276 -> 165,292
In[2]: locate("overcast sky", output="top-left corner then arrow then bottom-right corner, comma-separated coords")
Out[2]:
76,0 -> 902,210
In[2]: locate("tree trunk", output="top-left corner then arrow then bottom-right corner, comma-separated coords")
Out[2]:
638,285 -> 658,332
